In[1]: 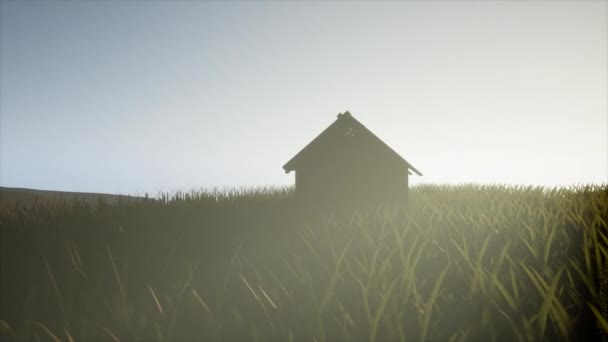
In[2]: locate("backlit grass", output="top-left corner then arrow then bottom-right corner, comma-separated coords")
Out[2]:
0,184 -> 606,341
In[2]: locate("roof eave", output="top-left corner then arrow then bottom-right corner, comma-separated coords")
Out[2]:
408,165 -> 423,176
281,114 -> 347,174
283,165 -> 294,174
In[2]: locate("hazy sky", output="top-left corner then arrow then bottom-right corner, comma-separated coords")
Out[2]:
1,1 -> 606,195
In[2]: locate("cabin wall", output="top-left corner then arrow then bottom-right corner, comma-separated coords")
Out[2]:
294,162 -> 409,212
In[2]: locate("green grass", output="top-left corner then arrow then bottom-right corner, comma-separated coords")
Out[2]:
0,184 -> 606,341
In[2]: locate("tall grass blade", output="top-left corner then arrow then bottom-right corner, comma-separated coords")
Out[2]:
32,321 -> 61,342
588,302 -> 608,335
42,257 -> 66,325
419,264 -> 449,342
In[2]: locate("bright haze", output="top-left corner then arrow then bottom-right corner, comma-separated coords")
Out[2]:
1,1 -> 606,195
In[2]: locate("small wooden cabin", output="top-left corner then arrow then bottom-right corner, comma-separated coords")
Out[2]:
283,111 -> 422,211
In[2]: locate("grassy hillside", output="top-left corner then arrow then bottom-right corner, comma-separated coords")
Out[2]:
0,187 -> 148,208
0,184 -> 606,341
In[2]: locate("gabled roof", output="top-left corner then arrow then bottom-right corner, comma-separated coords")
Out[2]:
283,111 -> 422,176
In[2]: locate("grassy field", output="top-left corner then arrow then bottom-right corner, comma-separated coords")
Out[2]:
0,184 -> 607,341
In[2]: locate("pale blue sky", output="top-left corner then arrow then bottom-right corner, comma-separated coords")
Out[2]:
1,1 -> 606,195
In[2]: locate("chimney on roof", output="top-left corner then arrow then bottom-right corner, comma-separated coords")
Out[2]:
337,111 -> 351,119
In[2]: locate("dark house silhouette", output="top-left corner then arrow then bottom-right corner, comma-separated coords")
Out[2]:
283,111 -> 422,211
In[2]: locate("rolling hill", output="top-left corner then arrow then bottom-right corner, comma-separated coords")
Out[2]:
0,186 -> 148,207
